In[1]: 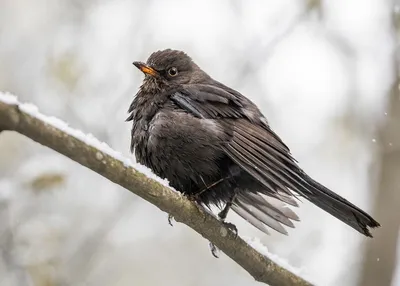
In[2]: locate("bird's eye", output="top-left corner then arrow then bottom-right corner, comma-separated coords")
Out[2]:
167,67 -> 178,77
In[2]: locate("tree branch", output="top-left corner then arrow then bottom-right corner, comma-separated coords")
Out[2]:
0,96 -> 312,286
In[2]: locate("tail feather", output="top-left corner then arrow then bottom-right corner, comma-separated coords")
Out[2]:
301,174 -> 380,237
235,199 -> 289,234
231,204 -> 271,235
232,192 -> 300,235
238,192 -> 297,226
230,173 -> 379,236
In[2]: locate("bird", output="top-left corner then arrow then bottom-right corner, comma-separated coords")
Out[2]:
127,49 -> 380,243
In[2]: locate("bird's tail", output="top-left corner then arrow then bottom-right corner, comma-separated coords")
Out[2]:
231,173 -> 380,237
300,173 -> 380,237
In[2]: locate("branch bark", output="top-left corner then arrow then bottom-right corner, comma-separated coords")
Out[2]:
0,99 -> 312,286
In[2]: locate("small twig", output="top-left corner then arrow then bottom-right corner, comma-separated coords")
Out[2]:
197,176 -> 229,197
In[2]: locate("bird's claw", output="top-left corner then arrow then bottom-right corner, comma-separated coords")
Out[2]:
207,223 -> 237,258
223,221 -> 238,238
209,241 -> 220,258
186,194 -> 198,202
168,214 -> 174,226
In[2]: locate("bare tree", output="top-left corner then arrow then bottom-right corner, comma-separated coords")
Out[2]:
358,10 -> 400,285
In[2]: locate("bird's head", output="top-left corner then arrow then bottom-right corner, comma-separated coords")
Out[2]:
133,49 -> 207,88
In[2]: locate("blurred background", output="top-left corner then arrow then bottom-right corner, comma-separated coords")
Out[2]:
0,0 -> 398,285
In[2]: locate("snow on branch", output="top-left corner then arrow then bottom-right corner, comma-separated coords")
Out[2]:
0,92 -> 312,286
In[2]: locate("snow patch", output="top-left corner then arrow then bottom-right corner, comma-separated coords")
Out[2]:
243,236 -> 313,283
0,92 -> 18,104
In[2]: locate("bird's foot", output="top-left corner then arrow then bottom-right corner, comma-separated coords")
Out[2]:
218,205 -> 238,238
186,193 -> 199,202
222,221 -> 238,238
167,214 -> 174,226
209,241 -> 220,258
207,222 -> 237,258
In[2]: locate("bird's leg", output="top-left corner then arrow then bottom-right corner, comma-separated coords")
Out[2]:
218,199 -> 233,221
186,178 -> 238,258
208,192 -> 239,258
198,177 -> 239,236
218,193 -> 238,237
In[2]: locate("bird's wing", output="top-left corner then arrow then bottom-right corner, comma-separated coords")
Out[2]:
221,119 -> 312,199
170,84 -> 308,199
170,84 -> 305,234
170,83 -> 380,237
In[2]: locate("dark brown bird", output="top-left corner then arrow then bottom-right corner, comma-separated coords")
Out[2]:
127,49 -> 380,239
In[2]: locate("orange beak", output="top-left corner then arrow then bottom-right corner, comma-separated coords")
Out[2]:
132,61 -> 158,77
